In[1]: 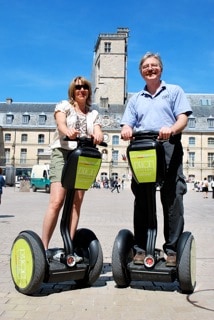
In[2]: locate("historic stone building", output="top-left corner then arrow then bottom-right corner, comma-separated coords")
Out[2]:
0,28 -> 214,184
92,27 -> 129,106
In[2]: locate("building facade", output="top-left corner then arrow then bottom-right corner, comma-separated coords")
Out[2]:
0,95 -> 214,184
0,28 -> 214,184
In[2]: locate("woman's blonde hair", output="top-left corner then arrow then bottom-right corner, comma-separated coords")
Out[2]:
68,76 -> 92,107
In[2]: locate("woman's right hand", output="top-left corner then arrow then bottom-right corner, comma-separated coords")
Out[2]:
65,128 -> 80,139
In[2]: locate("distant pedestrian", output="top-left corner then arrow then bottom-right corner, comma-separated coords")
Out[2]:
211,179 -> 214,199
202,177 -> 208,198
121,179 -> 125,190
111,178 -> 120,193
0,168 -> 6,204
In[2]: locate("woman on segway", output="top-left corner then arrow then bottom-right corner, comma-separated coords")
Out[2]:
41,76 -> 103,261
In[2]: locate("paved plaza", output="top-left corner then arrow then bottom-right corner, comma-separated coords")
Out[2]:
0,184 -> 214,319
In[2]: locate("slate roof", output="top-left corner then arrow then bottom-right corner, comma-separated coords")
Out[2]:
0,94 -> 214,131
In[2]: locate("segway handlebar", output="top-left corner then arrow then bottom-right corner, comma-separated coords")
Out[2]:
123,131 -> 171,142
63,136 -> 107,147
132,130 -> 159,139
120,130 -> 160,141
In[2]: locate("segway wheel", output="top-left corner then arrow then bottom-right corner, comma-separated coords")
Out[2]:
177,231 -> 196,294
112,229 -> 134,288
74,228 -> 103,286
10,231 -> 46,295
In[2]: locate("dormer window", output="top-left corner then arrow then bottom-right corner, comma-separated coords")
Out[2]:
22,112 -> 30,124
6,112 -> 14,124
39,112 -> 47,125
200,98 -> 211,106
188,115 -> 196,128
207,115 -> 214,128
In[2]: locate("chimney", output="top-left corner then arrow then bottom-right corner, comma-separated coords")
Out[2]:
6,98 -> 13,104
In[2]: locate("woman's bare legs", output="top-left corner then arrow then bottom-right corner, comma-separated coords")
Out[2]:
42,183 -> 85,250
42,182 -> 66,250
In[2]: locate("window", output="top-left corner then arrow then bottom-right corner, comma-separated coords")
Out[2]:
100,172 -> 108,181
189,137 -> 195,145
21,134 -> 28,143
104,42 -> 111,53
39,113 -> 47,125
22,113 -> 30,124
112,135 -> 119,145
20,149 -> 27,164
100,97 -> 109,109
5,133 -> 11,141
188,152 -> 195,167
38,134 -> 45,144
4,148 -> 10,164
208,137 -> 214,146
207,116 -> 214,128
208,153 -> 214,167
6,112 -> 14,124
188,174 -> 195,182
188,116 -> 196,128
37,149 -> 44,155
101,149 -> 108,161
200,98 -> 211,106
112,150 -> 118,165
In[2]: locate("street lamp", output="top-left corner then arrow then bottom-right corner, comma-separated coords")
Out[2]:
186,147 -> 190,181
109,148 -> 114,186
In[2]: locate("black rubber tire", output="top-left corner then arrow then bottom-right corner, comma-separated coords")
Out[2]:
111,229 -> 134,288
87,240 -> 103,285
74,228 -> 103,286
32,185 -> 37,192
10,230 -> 46,295
45,185 -> 50,193
177,231 -> 196,294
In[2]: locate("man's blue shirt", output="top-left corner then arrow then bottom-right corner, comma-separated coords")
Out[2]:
121,81 -> 192,131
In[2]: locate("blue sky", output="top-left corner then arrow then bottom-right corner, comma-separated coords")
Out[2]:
0,0 -> 213,102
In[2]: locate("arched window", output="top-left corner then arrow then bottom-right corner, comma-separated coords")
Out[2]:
112,135 -> 119,145
189,137 -> 195,145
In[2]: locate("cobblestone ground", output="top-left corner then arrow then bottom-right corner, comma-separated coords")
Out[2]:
0,185 -> 213,319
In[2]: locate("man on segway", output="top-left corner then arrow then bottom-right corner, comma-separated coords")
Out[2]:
120,52 -> 192,267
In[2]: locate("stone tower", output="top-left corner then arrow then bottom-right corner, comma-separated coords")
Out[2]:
92,27 -> 129,107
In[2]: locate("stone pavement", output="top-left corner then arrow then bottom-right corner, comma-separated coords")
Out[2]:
0,185 -> 213,319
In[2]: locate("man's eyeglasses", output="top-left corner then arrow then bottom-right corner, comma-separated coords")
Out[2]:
75,84 -> 89,90
142,63 -> 160,70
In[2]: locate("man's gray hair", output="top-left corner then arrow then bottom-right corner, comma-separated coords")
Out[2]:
139,52 -> 163,71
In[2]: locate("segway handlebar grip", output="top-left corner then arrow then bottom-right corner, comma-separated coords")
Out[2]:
63,136 -> 107,147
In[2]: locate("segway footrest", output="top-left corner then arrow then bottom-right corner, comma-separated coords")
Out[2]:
128,259 -> 177,283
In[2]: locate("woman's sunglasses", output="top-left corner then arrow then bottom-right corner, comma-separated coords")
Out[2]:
75,84 -> 89,90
